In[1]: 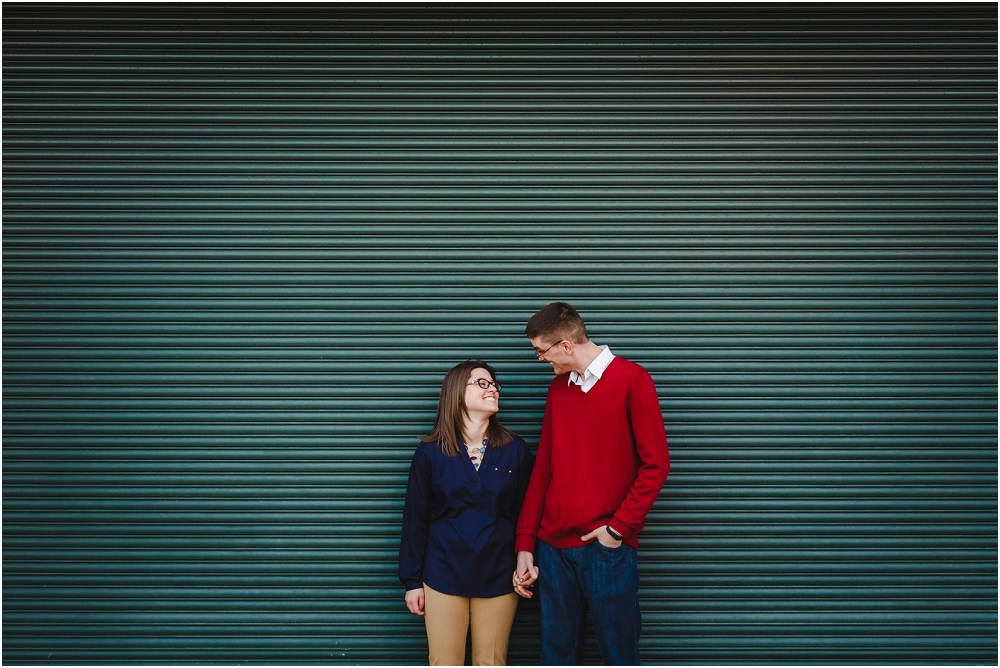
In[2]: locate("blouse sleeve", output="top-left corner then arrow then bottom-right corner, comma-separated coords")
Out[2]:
513,438 -> 535,522
398,444 -> 433,591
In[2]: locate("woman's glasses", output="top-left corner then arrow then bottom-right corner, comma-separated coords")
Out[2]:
467,378 -> 501,391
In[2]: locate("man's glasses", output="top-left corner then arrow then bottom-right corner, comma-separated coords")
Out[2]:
468,378 -> 502,391
534,340 -> 567,359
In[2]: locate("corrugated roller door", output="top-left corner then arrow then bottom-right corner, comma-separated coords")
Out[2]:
3,4 -> 996,664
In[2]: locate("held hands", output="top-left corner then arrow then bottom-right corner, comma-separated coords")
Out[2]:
404,587 -> 425,616
513,551 -> 539,598
511,527 -> 620,599
581,524 -> 623,548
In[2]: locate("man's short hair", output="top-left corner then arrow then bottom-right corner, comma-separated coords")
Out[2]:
525,301 -> 589,343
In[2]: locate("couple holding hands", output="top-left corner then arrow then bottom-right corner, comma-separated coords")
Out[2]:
399,302 -> 670,666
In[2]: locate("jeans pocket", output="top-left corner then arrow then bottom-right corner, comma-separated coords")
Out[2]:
595,539 -> 625,553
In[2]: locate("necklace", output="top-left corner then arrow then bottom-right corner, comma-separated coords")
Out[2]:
464,438 -> 489,470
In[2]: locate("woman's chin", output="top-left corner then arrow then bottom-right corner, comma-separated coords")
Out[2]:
469,403 -> 499,418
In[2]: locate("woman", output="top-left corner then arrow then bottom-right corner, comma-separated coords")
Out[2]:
399,359 -> 534,666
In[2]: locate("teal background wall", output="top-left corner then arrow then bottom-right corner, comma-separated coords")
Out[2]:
4,4 -> 997,664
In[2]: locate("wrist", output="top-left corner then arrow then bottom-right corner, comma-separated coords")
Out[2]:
515,534 -> 537,553
605,525 -> 623,541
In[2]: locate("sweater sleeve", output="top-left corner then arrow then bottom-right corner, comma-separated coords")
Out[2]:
515,390 -> 553,553
398,444 -> 433,591
608,369 -> 670,541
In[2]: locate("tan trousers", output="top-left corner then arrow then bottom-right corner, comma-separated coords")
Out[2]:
423,583 -> 518,666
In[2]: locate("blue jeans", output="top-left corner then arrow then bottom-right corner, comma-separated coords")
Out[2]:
537,539 -> 641,665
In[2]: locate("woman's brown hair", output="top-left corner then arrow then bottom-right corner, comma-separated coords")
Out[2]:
421,359 -> 515,457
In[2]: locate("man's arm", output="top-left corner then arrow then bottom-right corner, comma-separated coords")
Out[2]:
513,392 -> 553,596
606,370 -> 670,541
514,391 -> 553,554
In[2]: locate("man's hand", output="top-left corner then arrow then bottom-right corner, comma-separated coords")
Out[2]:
513,551 -> 539,598
404,588 -> 425,615
582,524 -> 623,548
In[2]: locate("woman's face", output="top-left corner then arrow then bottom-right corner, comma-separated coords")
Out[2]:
464,367 -> 500,417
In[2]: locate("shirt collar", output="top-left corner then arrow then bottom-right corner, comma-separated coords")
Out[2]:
569,345 -> 615,387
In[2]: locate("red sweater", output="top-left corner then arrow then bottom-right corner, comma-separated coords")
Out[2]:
515,357 -> 670,552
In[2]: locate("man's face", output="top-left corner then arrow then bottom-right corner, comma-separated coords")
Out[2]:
530,336 -> 571,376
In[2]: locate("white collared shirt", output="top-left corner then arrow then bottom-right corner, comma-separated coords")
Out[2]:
569,345 -> 616,393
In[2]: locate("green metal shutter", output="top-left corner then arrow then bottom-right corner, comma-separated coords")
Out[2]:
4,4 -> 996,664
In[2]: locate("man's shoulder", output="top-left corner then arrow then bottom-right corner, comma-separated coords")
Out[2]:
547,373 -> 572,391
607,355 -> 652,380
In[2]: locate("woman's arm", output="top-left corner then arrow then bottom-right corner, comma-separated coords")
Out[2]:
398,445 -> 433,601
513,438 -> 536,521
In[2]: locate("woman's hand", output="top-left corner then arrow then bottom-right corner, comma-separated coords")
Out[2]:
582,524 -> 623,548
405,588 -> 425,615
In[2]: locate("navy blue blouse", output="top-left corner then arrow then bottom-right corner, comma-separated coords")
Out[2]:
398,435 -> 534,598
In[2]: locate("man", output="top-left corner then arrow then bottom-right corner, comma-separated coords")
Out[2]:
513,302 -> 670,665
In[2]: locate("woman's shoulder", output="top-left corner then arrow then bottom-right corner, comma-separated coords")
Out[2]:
504,433 -> 529,451
412,439 -> 443,459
